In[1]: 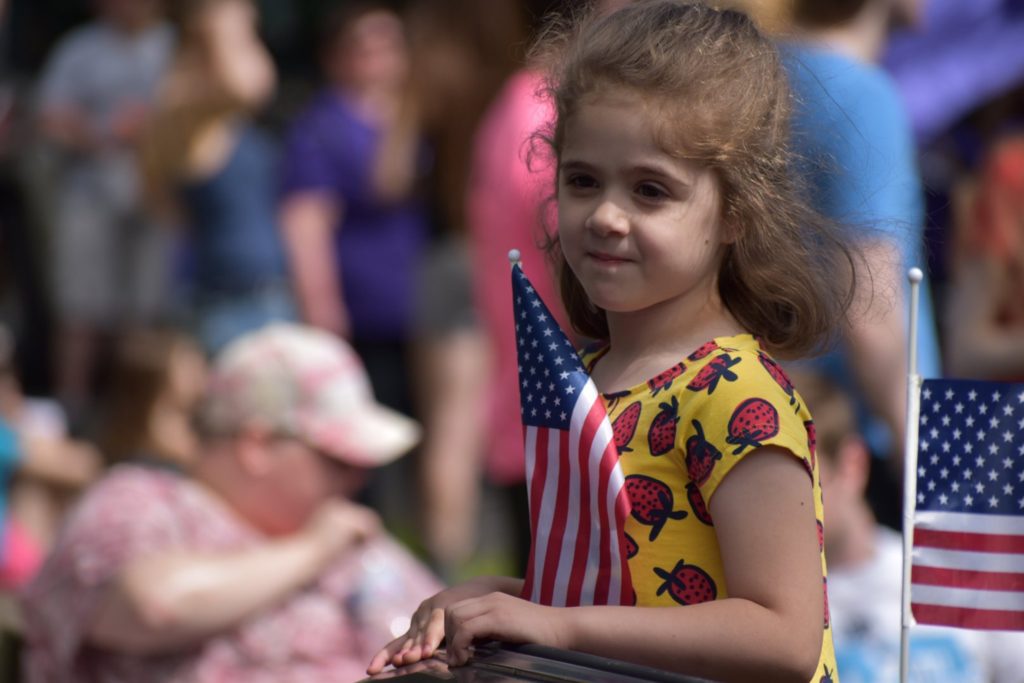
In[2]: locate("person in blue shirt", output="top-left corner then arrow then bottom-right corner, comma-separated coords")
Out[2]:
782,0 -> 941,529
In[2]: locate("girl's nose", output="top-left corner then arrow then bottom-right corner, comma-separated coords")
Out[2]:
584,200 -> 629,236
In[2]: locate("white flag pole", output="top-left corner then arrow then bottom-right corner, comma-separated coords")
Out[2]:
900,267 -> 924,683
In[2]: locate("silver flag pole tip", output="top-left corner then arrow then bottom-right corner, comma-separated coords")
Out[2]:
908,267 -> 923,284
508,249 -> 522,265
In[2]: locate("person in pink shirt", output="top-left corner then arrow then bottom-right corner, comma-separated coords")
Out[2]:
20,324 -> 440,683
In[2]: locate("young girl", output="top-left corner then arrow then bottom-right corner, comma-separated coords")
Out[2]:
369,3 -> 858,681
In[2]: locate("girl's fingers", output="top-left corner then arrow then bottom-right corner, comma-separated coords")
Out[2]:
367,636 -> 409,675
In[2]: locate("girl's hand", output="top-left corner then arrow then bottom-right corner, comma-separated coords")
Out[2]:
366,577 -> 520,674
444,592 -> 569,667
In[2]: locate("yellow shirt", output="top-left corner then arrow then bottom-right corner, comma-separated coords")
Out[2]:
584,333 -> 838,683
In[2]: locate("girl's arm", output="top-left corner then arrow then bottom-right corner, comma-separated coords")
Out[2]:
442,448 -> 824,683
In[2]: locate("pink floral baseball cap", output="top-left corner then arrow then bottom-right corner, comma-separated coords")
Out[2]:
200,323 -> 420,467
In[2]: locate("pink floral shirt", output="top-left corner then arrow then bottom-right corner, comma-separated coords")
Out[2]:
20,465 -> 440,683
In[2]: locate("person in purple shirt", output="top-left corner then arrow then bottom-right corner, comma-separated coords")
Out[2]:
278,4 -> 428,521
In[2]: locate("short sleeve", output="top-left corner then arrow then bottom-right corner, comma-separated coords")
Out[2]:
35,32 -> 89,113
20,468 -> 190,675
680,349 -> 812,505
279,112 -> 338,198
0,420 -> 22,473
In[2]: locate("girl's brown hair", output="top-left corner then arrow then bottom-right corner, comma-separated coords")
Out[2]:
99,329 -> 202,464
534,0 -> 862,358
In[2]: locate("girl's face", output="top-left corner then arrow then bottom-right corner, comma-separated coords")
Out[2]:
557,94 -> 729,321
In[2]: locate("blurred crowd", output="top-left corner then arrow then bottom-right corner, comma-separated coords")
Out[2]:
0,0 -> 1021,681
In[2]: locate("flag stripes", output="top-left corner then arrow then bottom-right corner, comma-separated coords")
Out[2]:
513,263 -> 633,607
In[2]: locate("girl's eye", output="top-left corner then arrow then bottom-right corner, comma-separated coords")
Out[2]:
636,183 -> 668,200
564,173 -> 598,190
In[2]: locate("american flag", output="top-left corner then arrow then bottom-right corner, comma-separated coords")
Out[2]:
911,378 -> 1024,630
511,263 -> 634,607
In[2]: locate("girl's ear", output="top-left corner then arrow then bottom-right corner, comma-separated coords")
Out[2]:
719,213 -> 740,246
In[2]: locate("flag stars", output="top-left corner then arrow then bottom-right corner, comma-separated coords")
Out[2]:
945,388 -> 955,400
918,492 -> 925,504
966,416 -> 975,427
1005,483 -> 1015,496
976,455 -> 986,467
941,442 -> 951,453
952,481 -> 961,492
953,455 -> 962,466
939,493 -> 949,505
976,430 -> 987,442
1004,431 -> 1014,443
989,495 -> 1000,508
559,371 -> 570,380
1005,457 -> 1015,469
975,482 -> 985,494
923,388 -> 932,400
955,403 -> 965,414
921,415 -> 929,426
989,443 -> 1000,456
964,469 -> 973,480
993,391 -> 1002,402
1004,404 -> 1015,416
930,428 -> 939,439
965,494 -> 974,506
927,480 -> 936,491
965,443 -> 974,454
940,467 -> 949,479
990,417 -> 1001,429
953,428 -> 962,440
933,402 -> 941,413
969,390 -> 978,401
980,404 -> 989,415
918,466 -> 926,478
543,328 -> 553,337
941,415 -> 951,427
931,454 -> 940,465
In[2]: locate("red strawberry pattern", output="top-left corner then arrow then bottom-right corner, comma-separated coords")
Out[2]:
685,419 -> 722,485
805,420 -> 817,471
816,519 -> 824,552
654,559 -> 717,605
725,397 -> 780,455
612,401 -> 642,453
647,362 -> 686,396
687,341 -> 719,361
687,354 -> 741,395
648,396 -> 680,456
625,474 -> 688,541
686,482 -> 713,525
823,576 -> 831,629
603,389 -> 632,412
624,532 -> 638,559
758,352 -> 799,410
